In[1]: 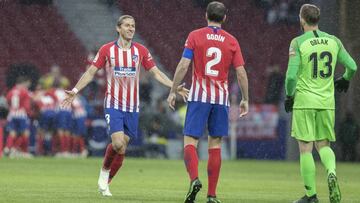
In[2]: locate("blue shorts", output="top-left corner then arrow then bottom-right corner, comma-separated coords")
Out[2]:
104,108 -> 139,138
7,117 -> 30,134
72,117 -> 87,136
56,110 -> 72,131
39,110 -> 56,131
184,101 -> 229,138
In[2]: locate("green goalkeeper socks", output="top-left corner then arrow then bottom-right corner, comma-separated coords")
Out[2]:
300,153 -> 317,197
319,146 -> 336,175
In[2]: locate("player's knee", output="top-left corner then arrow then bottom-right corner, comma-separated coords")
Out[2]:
119,145 -> 127,154
315,140 -> 330,151
112,139 -> 125,152
112,141 -> 122,152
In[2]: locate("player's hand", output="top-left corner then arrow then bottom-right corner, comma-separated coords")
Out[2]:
61,90 -> 76,109
167,92 -> 177,111
284,96 -> 294,113
334,77 -> 350,93
176,83 -> 189,102
239,100 -> 248,118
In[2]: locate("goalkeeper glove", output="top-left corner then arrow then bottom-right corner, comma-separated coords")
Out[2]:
334,77 -> 350,93
284,96 -> 294,113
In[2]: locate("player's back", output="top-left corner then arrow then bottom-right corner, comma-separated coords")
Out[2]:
187,26 -> 244,105
6,85 -> 31,117
292,30 -> 341,109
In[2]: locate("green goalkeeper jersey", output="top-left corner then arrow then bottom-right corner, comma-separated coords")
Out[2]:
285,29 -> 357,109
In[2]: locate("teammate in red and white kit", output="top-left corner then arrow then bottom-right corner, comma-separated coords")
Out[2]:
71,96 -> 87,157
167,2 -> 249,203
62,15 -> 188,196
54,87 -> 73,156
33,86 -> 57,155
4,76 -> 32,157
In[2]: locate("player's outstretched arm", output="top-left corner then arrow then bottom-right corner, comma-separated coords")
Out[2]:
167,57 -> 191,110
61,65 -> 98,108
149,65 -> 189,105
236,66 -> 249,117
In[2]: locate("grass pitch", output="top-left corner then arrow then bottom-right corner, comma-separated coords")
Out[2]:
0,158 -> 359,203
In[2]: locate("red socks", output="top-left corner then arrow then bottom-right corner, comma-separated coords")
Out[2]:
207,148 -> 221,197
184,145 -> 199,181
78,137 -> 85,152
21,136 -> 29,152
108,154 -> 125,184
5,135 -> 15,149
37,135 -> 44,155
103,144 -> 117,170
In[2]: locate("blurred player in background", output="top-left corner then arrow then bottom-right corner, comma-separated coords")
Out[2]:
54,85 -> 73,157
284,4 -> 357,203
4,76 -> 32,157
71,96 -> 88,157
33,85 -> 57,155
167,2 -> 249,203
62,15 -> 188,196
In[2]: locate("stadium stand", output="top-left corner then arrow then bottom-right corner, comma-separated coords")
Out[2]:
0,1 -> 87,90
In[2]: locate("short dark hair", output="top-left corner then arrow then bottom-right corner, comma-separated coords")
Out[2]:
206,1 -> 226,23
300,4 -> 320,26
117,15 -> 135,27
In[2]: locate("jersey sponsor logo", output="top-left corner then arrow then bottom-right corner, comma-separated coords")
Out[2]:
206,34 -> 225,42
289,47 -> 296,56
132,55 -> 138,63
310,39 -> 328,46
114,66 -> 136,77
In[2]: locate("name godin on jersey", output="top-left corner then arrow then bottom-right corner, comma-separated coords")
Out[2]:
207,34 -> 225,42
114,66 -> 136,77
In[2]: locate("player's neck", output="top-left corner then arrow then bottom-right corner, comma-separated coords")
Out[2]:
207,22 -> 222,28
117,37 -> 132,49
303,25 -> 319,32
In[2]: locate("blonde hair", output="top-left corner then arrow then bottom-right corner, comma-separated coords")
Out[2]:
117,15 -> 135,26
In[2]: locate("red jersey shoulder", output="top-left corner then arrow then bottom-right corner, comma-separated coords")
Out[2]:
190,27 -> 208,38
99,41 -> 115,54
132,42 -> 149,56
221,30 -> 238,42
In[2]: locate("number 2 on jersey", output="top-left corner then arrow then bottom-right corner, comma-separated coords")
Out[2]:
309,51 -> 333,79
205,47 -> 222,77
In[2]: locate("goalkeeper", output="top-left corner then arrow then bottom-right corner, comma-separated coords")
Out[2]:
284,4 -> 357,203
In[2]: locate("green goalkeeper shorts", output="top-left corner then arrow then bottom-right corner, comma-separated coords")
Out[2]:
291,109 -> 335,142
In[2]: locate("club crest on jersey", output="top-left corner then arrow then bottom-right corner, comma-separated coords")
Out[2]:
114,66 -> 136,78
289,47 -> 296,56
132,55 -> 138,63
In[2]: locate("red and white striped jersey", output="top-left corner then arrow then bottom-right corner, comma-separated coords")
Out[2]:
34,90 -> 57,112
6,85 -> 31,119
72,97 -> 87,118
92,41 -> 155,112
185,27 -> 245,106
54,88 -> 71,111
